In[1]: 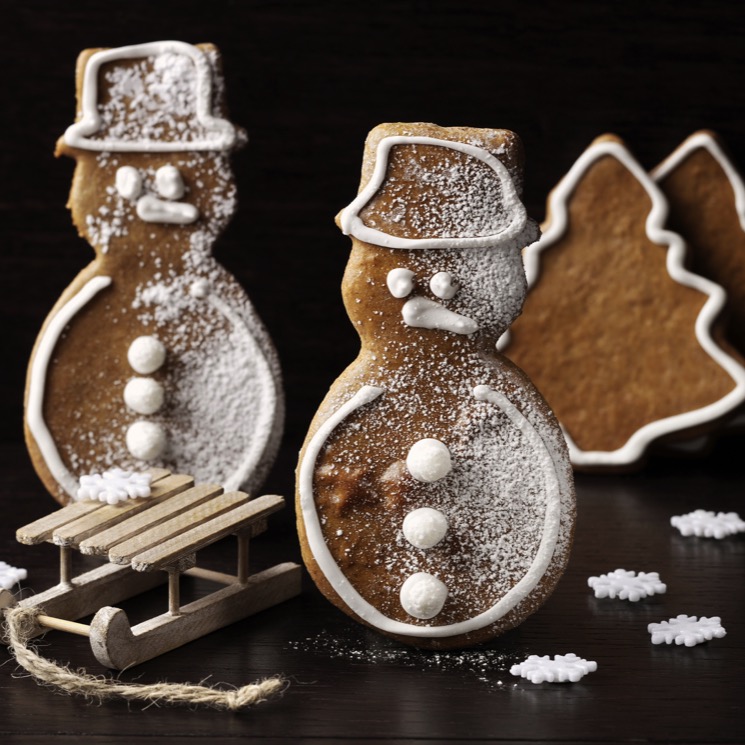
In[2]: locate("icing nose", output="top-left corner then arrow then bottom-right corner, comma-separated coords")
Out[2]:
136,194 -> 199,224
402,296 -> 478,335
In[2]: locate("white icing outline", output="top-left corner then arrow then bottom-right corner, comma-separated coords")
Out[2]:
298,384 -> 561,637
339,136 -> 528,249
515,139 -> 745,468
203,292 -> 279,492
64,41 -> 237,152
27,276 -> 113,497
652,131 -> 745,232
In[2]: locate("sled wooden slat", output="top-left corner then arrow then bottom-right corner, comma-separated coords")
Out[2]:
79,483 -> 224,556
16,468 -> 173,545
52,473 -> 194,548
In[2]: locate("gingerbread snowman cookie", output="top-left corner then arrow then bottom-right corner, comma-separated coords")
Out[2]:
296,123 -> 576,649
25,41 -> 283,503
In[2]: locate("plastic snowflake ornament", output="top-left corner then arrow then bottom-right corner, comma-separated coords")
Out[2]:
76,468 -> 153,505
510,653 -> 598,684
588,569 -> 667,601
648,615 -> 726,647
0,561 -> 28,591
671,510 -> 745,539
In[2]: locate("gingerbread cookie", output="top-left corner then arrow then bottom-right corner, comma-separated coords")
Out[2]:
296,123 -> 575,649
25,41 -> 283,504
653,131 -> 745,356
502,134 -> 745,469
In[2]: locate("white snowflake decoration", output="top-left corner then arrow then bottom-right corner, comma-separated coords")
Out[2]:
76,468 -> 152,505
588,569 -> 667,601
0,561 -> 28,591
671,509 -> 745,539
510,653 -> 597,684
648,615 -> 726,647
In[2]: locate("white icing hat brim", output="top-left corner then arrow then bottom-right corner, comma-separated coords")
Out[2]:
63,40 -> 237,152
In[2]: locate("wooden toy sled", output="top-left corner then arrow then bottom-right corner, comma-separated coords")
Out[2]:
1,469 -> 301,669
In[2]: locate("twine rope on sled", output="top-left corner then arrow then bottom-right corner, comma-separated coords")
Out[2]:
4,605 -> 285,711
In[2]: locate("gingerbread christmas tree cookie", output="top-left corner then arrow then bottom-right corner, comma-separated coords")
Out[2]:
296,123 -> 575,649
502,134 -> 745,469
653,131 -> 745,356
25,42 -> 283,503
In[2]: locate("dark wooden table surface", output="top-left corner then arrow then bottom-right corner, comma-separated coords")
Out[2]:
2,2 -> 745,742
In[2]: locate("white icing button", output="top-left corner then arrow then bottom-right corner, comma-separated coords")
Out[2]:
123,377 -> 165,415
430,271 -> 459,299
386,268 -> 416,298
155,165 -> 186,200
190,278 -> 211,298
406,438 -> 452,482
403,507 -> 449,549
115,166 -> 143,200
126,421 -> 167,461
400,572 -> 448,619
127,336 -> 166,374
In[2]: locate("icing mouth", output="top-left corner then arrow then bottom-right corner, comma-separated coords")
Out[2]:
402,296 -> 478,335
136,194 -> 199,224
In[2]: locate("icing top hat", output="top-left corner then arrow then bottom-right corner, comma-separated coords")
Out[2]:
339,123 -> 538,251
63,41 -> 243,153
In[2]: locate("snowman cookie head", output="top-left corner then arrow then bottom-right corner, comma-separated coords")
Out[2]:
337,123 -> 539,343
56,41 -> 246,255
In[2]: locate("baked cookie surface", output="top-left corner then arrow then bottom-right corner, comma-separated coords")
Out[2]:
297,123 -> 575,648
25,42 -> 283,503
503,134 -> 745,469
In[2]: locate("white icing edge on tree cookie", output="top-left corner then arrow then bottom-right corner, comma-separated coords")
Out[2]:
339,136 -> 529,250
64,41 -> 237,152
27,275 -> 113,497
652,131 -> 745,233
299,384 -> 562,638
513,139 -> 745,468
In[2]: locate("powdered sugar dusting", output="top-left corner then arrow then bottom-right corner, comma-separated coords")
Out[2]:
93,53 -> 209,146
288,629 -> 519,687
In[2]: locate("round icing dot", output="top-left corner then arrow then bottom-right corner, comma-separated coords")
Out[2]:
155,164 -> 186,200
403,507 -> 449,549
123,377 -> 165,415
400,572 -> 448,620
406,438 -> 452,483
126,421 -> 167,461
430,271 -> 459,299
386,268 -> 415,298
127,336 -> 166,374
190,278 -> 211,298
115,166 -> 143,200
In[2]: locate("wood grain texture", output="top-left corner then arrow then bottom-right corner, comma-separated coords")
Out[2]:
129,494 -> 284,571
78,483 -> 224,556
51,474 -> 194,547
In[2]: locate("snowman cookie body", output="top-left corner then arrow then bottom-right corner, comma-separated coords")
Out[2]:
297,124 -> 575,648
25,42 -> 283,503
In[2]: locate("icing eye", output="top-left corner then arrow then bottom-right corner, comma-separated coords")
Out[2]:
155,165 -> 186,200
430,271 -> 459,299
387,268 -> 415,298
115,166 -> 143,200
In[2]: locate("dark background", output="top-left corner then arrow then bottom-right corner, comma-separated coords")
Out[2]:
1,2 -> 744,743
